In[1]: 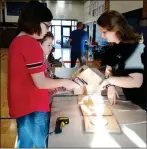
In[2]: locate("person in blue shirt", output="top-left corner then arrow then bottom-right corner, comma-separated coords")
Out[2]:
69,22 -> 89,67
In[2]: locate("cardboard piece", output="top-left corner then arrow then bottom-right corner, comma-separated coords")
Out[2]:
72,65 -> 104,85
83,116 -> 121,133
72,66 -> 124,96
72,65 -> 105,95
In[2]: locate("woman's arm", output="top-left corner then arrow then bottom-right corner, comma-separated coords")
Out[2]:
108,73 -> 143,88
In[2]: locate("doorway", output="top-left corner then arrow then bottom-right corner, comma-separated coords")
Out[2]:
61,26 -> 71,48
49,19 -> 77,48
50,26 -> 61,49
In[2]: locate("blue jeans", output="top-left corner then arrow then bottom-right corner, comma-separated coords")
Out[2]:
16,111 -> 50,148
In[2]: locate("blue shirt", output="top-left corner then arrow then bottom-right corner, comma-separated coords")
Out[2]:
70,29 -> 88,54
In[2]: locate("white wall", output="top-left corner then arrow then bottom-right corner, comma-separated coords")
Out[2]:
84,0 -> 143,24
110,1 -> 143,13
47,1 -> 84,21
4,1 -> 84,22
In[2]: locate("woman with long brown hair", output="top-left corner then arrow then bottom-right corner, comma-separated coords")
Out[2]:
97,10 -> 146,111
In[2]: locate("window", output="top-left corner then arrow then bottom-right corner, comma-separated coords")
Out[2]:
74,21 -> 77,26
72,21 -> 77,26
72,27 -> 76,31
51,20 -> 61,25
62,20 -> 71,26
72,21 -> 74,26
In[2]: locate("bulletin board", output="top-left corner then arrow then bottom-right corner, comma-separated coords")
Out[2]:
88,1 -> 105,17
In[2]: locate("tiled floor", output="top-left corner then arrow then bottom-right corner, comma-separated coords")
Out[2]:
0,48 -> 101,148
54,48 -> 100,68
54,48 -> 94,61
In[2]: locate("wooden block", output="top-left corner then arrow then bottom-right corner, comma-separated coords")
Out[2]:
74,85 -> 95,95
83,116 -> 121,133
80,105 -> 93,116
78,94 -> 105,105
80,104 -> 112,116
83,99 -> 94,109
74,86 -> 87,95
78,95 -> 89,104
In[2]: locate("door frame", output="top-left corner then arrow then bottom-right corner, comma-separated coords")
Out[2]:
61,25 -> 71,48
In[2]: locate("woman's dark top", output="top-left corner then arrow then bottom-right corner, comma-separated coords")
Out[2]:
104,42 -> 146,111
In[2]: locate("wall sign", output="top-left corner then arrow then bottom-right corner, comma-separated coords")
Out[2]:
87,1 -> 105,17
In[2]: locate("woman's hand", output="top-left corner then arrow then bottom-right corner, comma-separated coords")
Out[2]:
105,65 -> 112,77
100,77 -> 112,90
107,86 -> 119,105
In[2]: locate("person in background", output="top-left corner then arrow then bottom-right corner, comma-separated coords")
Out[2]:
41,31 -> 65,97
69,22 -> 89,67
41,33 -> 62,78
97,10 -> 146,111
41,31 -> 54,77
8,1 -> 79,148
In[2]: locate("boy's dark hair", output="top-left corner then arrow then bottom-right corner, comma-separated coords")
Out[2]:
41,31 -> 54,43
18,0 -> 53,35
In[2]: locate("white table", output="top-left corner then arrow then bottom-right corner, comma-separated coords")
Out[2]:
48,68 -> 146,148
54,67 -> 78,78
48,96 -> 147,148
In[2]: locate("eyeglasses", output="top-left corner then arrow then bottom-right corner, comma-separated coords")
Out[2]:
43,22 -> 51,29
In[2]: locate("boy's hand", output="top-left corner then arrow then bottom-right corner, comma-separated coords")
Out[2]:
62,79 -> 80,91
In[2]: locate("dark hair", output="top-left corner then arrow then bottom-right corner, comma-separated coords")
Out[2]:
97,10 -> 141,44
77,22 -> 83,28
18,0 -> 53,35
41,32 -> 54,43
